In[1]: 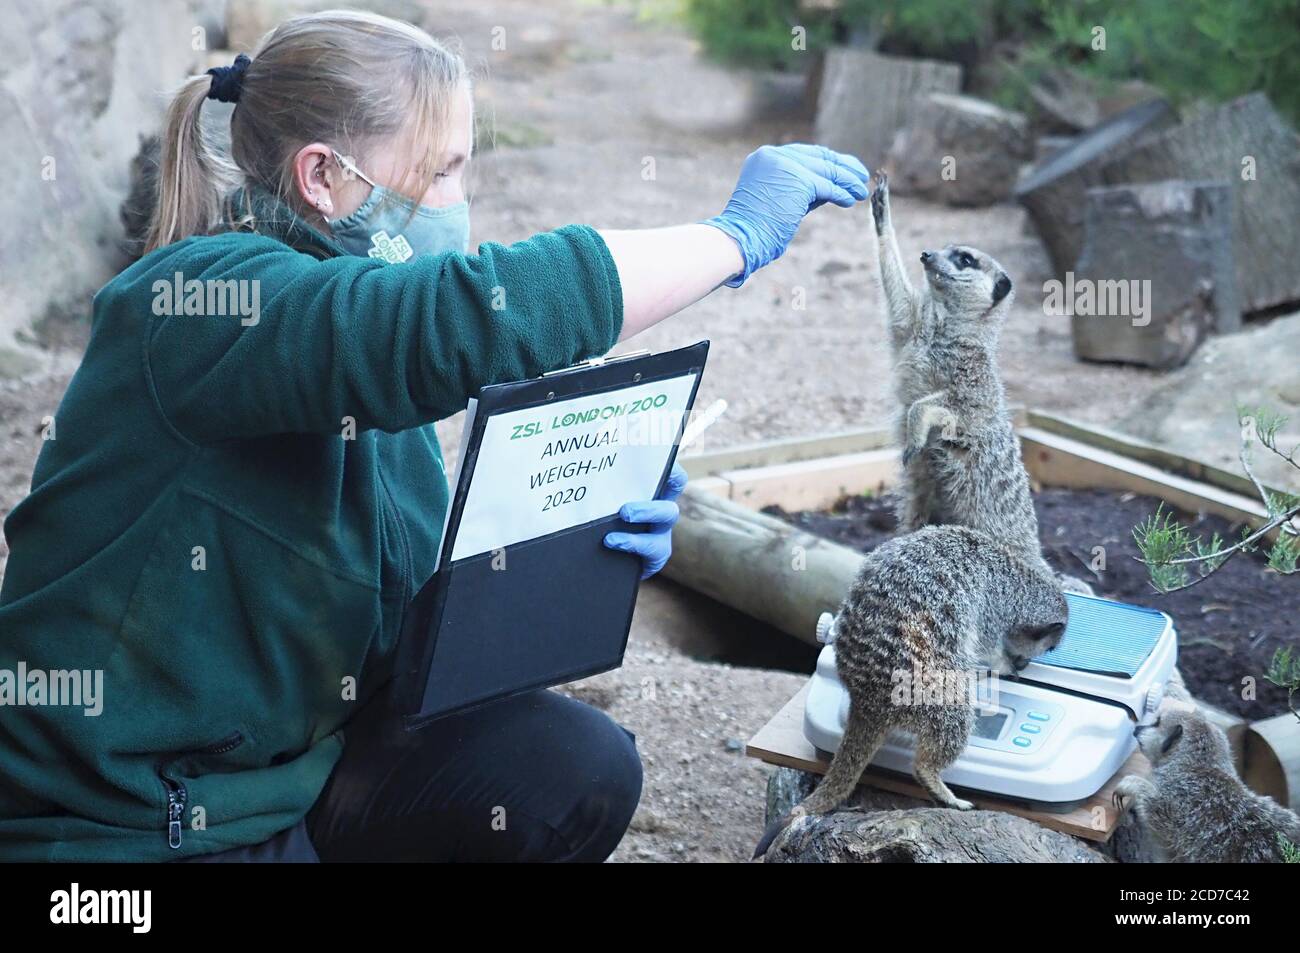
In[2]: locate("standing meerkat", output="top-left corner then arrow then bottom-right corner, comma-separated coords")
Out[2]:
754,524 -> 1068,858
869,172 -> 1092,594
1113,706 -> 1300,863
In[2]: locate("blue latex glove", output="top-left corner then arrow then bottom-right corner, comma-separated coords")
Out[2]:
603,462 -> 688,580
702,143 -> 871,287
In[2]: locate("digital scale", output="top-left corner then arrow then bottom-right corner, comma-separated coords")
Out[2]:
802,592 -> 1177,809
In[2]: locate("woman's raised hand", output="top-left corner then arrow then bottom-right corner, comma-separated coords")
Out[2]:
703,143 -> 871,287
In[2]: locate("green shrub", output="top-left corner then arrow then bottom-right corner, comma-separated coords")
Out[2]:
683,0 -> 1300,124
1029,0 -> 1300,123
683,0 -> 833,71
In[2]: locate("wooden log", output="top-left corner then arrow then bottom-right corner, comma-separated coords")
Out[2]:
763,783 -> 1111,862
813,48 -> 960,164
660,486 -> 862,645
885,93 -> 1032,207
1015,99 -> 1176,275
1198,700 -> 1250,776
1100,93 -> 1300,314
1244,712 -> 1300,811
765,771 -> 1120,862
1070,180 -> 1237,368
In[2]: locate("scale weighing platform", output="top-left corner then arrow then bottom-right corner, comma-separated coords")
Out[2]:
801,591 -> 1177,809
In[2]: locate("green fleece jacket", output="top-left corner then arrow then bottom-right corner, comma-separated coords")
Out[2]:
0,191 -> 623,861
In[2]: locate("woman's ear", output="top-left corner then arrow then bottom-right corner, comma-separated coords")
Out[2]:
291,143 -> 338,217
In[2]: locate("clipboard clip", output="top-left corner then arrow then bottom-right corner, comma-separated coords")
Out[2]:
540,349 -> 652,377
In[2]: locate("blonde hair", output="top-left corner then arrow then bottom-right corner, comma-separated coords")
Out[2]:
145,9 -> 467,253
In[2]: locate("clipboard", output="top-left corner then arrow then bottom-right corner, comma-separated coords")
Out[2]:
395,340 -> 710,729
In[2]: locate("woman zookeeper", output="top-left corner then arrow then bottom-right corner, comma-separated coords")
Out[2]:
0,9 -> 869,862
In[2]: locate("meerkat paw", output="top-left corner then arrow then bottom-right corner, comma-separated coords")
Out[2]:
1112,775 -> 1152,816
901,431 -> 937,468
870,171 -> 890,234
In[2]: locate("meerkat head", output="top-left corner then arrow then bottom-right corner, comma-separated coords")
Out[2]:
919,245 -> 1014,326
991,576 -> 1068,675
1134,706 -> 1231,768
997,617 -> 1067,675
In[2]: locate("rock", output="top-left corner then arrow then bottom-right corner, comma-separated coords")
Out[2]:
1070,180 -> 1238,369
813,48 -> 961,167
0,0 -> 224,359
885,93 -> 1031,206
1100,93 -> 1300,314
1015,98 -> 1177,275
1113,312 -> 1300,493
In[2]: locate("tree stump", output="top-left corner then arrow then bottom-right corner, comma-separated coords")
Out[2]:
885,93 -> 1032,206
1015,99 -> 1176,276
761,766 -> 1110,863
1100,93 -> 1300,314
761,757 -> 1189,863
814,48 -> 961,164
1069,180 -> 1237,368
1026,68 -> 1102,133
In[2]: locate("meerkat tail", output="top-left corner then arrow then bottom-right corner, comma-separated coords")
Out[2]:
800,703 -> 885,815
752,705 -> 885,859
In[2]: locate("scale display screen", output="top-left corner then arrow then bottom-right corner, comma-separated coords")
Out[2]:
972,710 -> 1009,740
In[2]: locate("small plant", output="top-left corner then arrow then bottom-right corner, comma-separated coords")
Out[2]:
1279,833 -> 1300,863
1134,405 -> 1299,594
1266,646 -> 1300,721
1134,405 -> 1299,728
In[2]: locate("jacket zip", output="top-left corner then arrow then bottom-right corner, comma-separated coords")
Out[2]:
159,731 -> 245,849
162,776 -> 187,849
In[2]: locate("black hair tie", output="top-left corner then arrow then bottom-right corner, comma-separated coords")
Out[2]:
206,53 -> 252,103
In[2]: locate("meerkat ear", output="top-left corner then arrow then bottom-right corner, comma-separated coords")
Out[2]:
992,272 -> 1012,305
1160,722 -> 1184,754
1032,621 -> 1065,641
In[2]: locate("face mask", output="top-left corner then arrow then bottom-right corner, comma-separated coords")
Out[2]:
325,151 -> 470,263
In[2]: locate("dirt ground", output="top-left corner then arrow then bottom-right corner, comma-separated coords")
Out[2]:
0,0 -> 1292,863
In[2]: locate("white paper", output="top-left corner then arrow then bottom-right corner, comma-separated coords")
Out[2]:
449,373 -> 698,562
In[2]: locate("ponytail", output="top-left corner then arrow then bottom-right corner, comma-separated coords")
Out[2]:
143,75 -> 241,254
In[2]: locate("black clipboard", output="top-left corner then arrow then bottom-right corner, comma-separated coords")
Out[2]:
395,340 -> 710,729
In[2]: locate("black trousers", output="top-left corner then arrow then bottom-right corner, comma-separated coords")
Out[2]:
179,689 -> 643,862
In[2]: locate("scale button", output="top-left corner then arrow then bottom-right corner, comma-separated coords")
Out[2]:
1020,723 -> 1042,734
1026,711 -> 1051,722
1013,736 -> 1033,748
